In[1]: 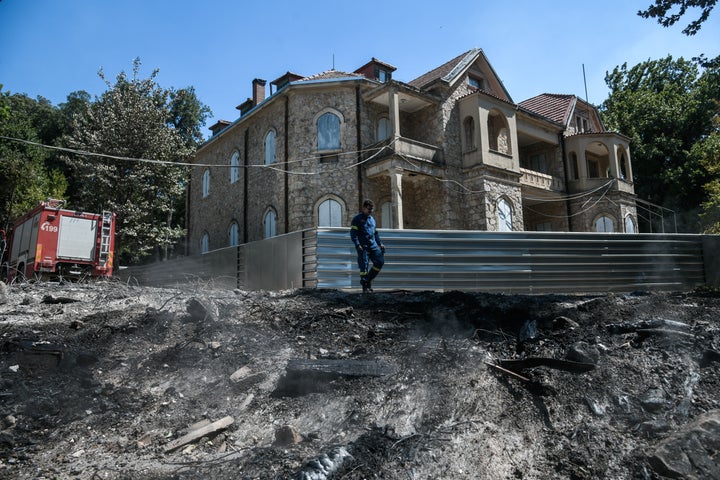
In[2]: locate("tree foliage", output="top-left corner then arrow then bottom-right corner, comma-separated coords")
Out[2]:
638,0 -> 717,35
0,87 -> 67,232
600,55 -> 720,232
63,59 -> 209,264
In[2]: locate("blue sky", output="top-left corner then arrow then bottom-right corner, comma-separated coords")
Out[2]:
1,0 -> 718,138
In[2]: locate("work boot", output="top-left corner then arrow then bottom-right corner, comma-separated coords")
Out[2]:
361,280 -> 373,294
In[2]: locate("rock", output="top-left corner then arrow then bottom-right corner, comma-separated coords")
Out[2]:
274,425 -> 302,446
229,366 -> 265,388
636,419 -> 672,438
186,297 -> 219,322
0,281 -> 7,305
0,431 -> 15,447
552,315 -> 579,330
1,415 -> 16,429
565,342 -> 600,365
294,446 -> 353,480
648,410 -> 720,479
640,388 -> 667,413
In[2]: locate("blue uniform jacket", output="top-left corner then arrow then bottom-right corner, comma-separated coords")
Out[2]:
350,213 -> 381,249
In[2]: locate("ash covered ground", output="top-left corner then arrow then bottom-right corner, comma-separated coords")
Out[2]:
0,280 -> 719,479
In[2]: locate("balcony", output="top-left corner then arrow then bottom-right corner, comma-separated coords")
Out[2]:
520,168 -> 565,191
367,137 -> 443,164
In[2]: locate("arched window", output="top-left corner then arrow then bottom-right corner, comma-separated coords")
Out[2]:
377,116 -> 390,141
381,201 -> 393,229
488,110 -> 511,155
230,152 -> 240,183
569,152 -> 579,180
202,169 -> 210,198
619,150 -> 628,180
228,222 -> 239,246
317,112 -> 341,150
595,215 -> 615,233
318,198 -> 342,227
265,130 -> 276,165
201,232 -> 209,254
498,198 -> 513,232
624,215 -> 636,234
264,209 -> 277,238
463,116 -> 475,151
586,142 -> 610,178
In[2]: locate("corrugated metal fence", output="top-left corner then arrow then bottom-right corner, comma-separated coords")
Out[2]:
120,229 -> 720,293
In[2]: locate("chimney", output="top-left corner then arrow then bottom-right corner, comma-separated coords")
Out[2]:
252,78 -> 267,105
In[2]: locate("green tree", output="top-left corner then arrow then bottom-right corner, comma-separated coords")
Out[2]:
168,86 -> 211,148
639,0 -> 717,35
600,55 -> 720,232
0,87 -> 67,232
63,59 -> 201,264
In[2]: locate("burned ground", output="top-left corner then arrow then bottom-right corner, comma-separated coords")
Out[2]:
0,281 -> 719,479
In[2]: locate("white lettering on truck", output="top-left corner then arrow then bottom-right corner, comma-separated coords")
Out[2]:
41,222 -> 58,233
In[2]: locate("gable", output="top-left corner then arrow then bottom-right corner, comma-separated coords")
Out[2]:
409,48 -> 513,103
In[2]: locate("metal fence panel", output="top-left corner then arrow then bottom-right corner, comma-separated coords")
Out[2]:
313,228 -> 708,293
118,246 -> 238,288
120,228 -> 716,294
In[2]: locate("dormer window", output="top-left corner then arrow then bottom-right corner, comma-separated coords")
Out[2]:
575,115 -> 590,133
468,76 -> 484,90
376,67 -> 391,82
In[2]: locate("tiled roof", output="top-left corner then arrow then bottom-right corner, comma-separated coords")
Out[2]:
518,94 -> 576,125
408,49 -> 477,89
300,70 -> 364,81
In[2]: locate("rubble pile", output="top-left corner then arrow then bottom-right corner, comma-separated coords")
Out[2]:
0,281 -> 718,479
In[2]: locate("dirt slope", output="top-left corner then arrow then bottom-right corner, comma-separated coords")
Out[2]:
0,281 -> 719,479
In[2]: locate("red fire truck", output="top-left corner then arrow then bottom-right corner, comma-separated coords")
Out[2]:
1,199 -> 115,282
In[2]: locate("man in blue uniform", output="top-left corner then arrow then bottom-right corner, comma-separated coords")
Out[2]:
350,199 -> 385,293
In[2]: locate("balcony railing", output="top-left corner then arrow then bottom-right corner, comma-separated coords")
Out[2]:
367,137 -> 442,164
520,168 -> 565,191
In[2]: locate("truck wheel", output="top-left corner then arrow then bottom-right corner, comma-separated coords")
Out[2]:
14,264 -> 26,284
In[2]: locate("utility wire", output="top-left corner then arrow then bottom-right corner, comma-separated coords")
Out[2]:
0,135 -> 394,176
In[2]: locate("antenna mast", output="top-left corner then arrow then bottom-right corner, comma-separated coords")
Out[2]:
582,64 -> 589,103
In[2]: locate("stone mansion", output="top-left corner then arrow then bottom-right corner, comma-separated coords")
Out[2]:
187,48 -> 637,254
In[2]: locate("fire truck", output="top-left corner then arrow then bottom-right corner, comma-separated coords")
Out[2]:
1,199 -> 115,282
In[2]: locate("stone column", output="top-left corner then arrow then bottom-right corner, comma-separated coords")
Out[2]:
390,168 -> 404,229
608,141 -> 620,179
389,88 -> 401,141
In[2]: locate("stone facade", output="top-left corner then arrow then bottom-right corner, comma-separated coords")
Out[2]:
188,49 -> 638,254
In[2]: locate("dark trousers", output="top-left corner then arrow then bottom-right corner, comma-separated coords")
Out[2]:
357,245 -> 384,284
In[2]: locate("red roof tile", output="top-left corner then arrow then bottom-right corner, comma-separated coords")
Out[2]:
408,50 -> 477,89
518,94 -> 577,125
300,70 -> 364,81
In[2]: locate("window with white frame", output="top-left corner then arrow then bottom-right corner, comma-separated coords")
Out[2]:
201,232 -> 209,254
317,112 -> 341,150
595,215 -> 614,232
230,152 -> 240,183
265,130 -> 276,165
228,222 -> 239,246
498,198 -> 513,231
624,215 -> 636,234
264,209 -> 277,238
318,198 -> 342,227
202,169 -> 210,198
